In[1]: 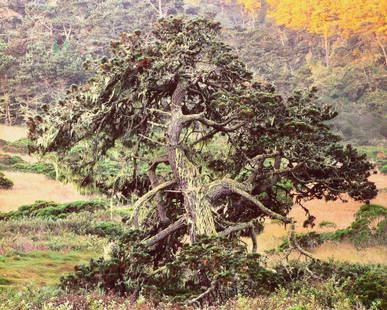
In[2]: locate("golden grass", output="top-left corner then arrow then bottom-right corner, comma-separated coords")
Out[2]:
0,125 -> 27,142
253,171 -> 387,264
0,171 -> 95,212
311,241 -> 387,264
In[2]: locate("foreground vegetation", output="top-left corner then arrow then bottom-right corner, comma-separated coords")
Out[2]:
0,202 -> 385,309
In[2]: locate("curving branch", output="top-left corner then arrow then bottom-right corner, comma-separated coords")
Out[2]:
208,178 -> 291,223
288,222 -> 317,260
197,116 -> 245,132
143,217 -> 186,248
219,221 -> 254,237
185,281 -> 217,307
148,156 -> 171,224
131,180 -> 176,228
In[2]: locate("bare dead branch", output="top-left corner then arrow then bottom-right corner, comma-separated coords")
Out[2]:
250,226 -> 257,253
143,217 -> 186,248
219,221 -> 254,237
185,281 -> 217,307
288,221 -> 317,260
147,108 -> 171,116
208,178 -> 291,223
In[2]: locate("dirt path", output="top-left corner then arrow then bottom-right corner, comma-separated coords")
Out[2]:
0,171 -> 95,212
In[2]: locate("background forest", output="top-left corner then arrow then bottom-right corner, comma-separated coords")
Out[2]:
0,0 -> 386,145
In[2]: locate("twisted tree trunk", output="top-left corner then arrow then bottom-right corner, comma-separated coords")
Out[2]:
167,81 -> 217,242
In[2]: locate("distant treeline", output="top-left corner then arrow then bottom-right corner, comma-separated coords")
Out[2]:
0,0 -> 386,144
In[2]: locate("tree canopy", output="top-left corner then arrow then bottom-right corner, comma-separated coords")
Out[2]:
28,16 -> 377,305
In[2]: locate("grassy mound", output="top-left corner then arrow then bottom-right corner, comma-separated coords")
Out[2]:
0,153 -> 56,179
0,172 -> 13,189
1,138 -> 31,154
324,203 -> 386,247
277,204 -> 386,251
0,200 -> 108,221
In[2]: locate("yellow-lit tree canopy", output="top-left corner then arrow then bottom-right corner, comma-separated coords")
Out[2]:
207,0 -> 386,66
267,0 -> 387,65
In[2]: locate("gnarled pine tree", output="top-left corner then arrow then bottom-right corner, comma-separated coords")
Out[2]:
28,16 -> 377,306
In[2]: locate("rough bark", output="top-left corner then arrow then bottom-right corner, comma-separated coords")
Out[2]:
131,180 -> 175,228
148,159 -> 170,224
167,81 -> 217,242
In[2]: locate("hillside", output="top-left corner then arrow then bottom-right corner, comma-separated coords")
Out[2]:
0,0 -> 386,144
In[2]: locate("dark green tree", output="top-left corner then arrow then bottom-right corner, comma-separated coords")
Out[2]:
29,17 -> 377,305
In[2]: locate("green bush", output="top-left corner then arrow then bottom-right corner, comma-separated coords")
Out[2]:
10,162 -> 56,179
381,164 -> 387,174
0,172 -> 13,189
351,269 -> 387,308
275,260 -> 387,309
0,200 -> 107,221
60,234 -> 281,306
2,138 -> 31,154
318,220 -> 337,228
86,221 -> 124,239
324,204 -> 386,247
0,153 -> 56,179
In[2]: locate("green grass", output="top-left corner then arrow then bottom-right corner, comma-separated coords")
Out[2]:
0,153 -> 56,179
0,250 -> 99,289
1,138 -> 31,154
356,146 -> 387,174
0,199 -> 108,221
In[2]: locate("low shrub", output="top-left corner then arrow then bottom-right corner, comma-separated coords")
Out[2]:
0,153 -> 56,179
0,172 -> 13,189
0,153 -> 23,165
60,234 -> 281,307
0,200 -> 107,221
275,260 -> 386,309
318,220 -> 337,228
324,204 -> 386,247
2,138 -> 31,154
8,162 -> 56,179
86,221 -> 124,239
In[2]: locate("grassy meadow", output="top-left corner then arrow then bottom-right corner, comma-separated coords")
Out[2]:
0,125 -> 386,309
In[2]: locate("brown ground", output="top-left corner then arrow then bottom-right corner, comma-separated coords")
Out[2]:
0,171 -> 95,212
0,124 -> 27,142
